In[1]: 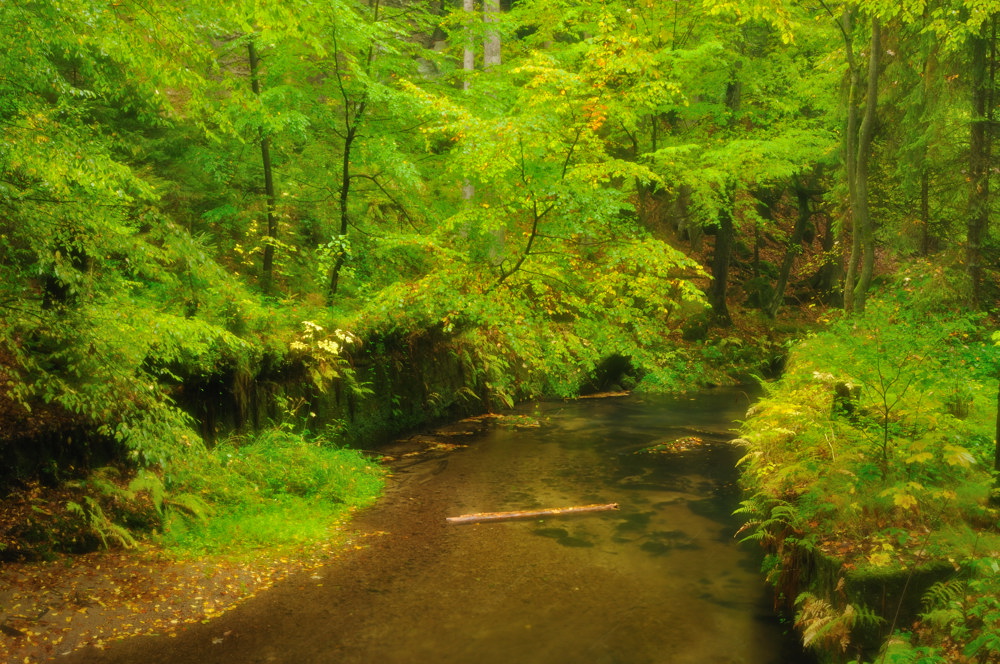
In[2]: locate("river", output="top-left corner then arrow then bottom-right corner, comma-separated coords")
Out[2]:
66,389 -> 812,664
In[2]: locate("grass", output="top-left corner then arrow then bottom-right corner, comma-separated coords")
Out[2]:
155,428 -> 386,557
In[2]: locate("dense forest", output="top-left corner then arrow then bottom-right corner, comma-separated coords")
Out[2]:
2,0 -> 1000,662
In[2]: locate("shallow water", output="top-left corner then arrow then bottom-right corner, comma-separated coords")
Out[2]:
65,388 -> 813,664
362,389 -> 811,664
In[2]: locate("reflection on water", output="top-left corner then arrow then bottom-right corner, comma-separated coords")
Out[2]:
375,388 -> 812,664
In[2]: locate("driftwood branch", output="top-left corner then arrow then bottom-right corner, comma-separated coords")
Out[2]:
446,503 -> 619,525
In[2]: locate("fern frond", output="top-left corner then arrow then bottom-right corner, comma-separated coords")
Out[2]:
128,470 -> 166,514
165,493 -> 213,522
922,579 -> 966,612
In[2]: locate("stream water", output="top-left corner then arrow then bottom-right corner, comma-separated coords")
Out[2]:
68,388 -> 813,664
341,388 -> 813,664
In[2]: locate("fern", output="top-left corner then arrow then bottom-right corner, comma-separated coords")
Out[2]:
128,469 -> 166,514
164,493 -> 212,522
921,608 -> 963,630
66,497 -> 138,550
922,578 -> 966,613
795,592 -> 883,653
734,493 -> 801,544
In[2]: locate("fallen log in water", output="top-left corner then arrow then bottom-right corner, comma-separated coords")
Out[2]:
446,502 -> 619,525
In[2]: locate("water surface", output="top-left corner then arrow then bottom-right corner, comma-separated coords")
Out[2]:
360,389 -> 809,664
67,389 -> 811,664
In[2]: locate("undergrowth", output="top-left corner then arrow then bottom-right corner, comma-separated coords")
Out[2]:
157,428 -> 385,557
735,264 -> 1000,662
0,428 -> 384,561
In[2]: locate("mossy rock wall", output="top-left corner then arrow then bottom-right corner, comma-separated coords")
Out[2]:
178,329 -> 489,448
774,543 -> 955,663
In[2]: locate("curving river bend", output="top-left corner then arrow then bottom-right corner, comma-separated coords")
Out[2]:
68,389 -> 812,664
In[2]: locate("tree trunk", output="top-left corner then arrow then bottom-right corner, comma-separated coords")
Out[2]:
484,0 -> 501,69
844,15 -> 880,315
463,0 -> 475,89
707,179 -> 736,327
326,22 -> 371,304
920,170 -> 931,255
248,39 -> 278,295
462,0 -> 476,200
328,125 -> 358,301
992,372 -> 1000,505
810,212 -> 843,306
767,185 -> 813,318
967,21 -> 994,307
994,373 -> 1000,475
852,16 -> 880,313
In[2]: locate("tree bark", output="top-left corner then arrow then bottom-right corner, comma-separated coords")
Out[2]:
462,0 -> 476,200
248,39 -> 278,295
992,371 -> 1000,505
326,18 -> 373,303
842,10 -> 860,313
994,373 -> 1000,475
484,0 -> 501,69
707,179 -> 736,327
463,0 -> 475,90
328,125 -> 358,300
967,20 -> 994,307
447,503 -> 619,524
810,212 -> 843,306
920,170 -> 931,255
844,14 -> 880,315
767,184 -> 813,318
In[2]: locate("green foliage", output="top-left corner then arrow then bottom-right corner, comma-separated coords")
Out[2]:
911,558 -> 1000,663
159,428 -> 384,555
64,497 -> 138,551
738,266 -> 1000,662
796,591 -> 884,654
740,267 -> 996,539
862,638 -> 948,664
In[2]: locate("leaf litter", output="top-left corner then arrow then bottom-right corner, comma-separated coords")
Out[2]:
0,527 -> 381,662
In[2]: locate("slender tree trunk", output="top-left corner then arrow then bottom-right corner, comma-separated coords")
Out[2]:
328,126 -> 358,301
992,372 -> 1000,505
920,170 -> 931,255
841,11 -> 860,313
919,38 -> 939,257
483,0 -> 504,254
462,0 -> 476,200
706,62 -> 743,327
767,185 -> 813,318
994,373 -> 1000,475
851,16 -> 880,314
484,0 -> 501,69
843,15 -> 879,315
248,39 -> 278,295
707,179 -> 736,327
463,0 -> 475,90
967,21 -> 994,307
326,19 -> 372,304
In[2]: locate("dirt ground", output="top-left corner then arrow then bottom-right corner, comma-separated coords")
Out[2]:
0,423 -> 481,664
0,515 -> 385,662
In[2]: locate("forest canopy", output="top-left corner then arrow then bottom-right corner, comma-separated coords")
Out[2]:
0,0 -> 997,514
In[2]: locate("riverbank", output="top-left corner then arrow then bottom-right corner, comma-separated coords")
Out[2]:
0,535 -> 363,663
735,270 -> 1000,662
0,410 -> 505,662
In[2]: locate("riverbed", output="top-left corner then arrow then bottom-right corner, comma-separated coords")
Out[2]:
65,389 -> 811,664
